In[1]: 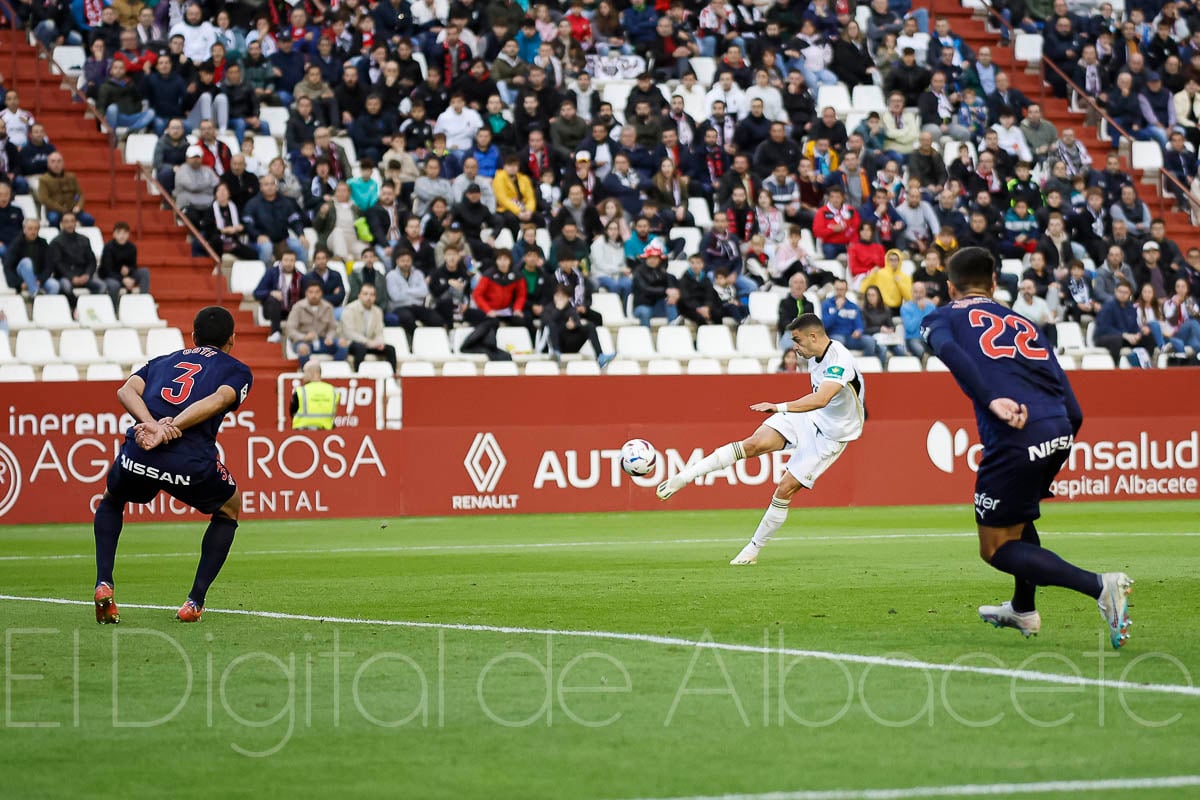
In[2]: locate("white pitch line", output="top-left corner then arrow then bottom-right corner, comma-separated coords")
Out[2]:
2,593 -> 1198,699
614,774 -> 1200,800
0,530 -> 1196,563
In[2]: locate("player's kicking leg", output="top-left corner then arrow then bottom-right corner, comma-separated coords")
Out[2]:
978,522 -> 1133,648
729,471 -> 805,565
656,425 -> 788,500
177,491 -> 241,623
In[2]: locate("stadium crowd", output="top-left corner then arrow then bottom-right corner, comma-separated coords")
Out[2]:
6,0 -> 1200,371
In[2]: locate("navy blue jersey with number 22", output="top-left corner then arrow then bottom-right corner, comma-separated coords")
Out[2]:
922,296 -> 1080,449
132,347 -> 253,462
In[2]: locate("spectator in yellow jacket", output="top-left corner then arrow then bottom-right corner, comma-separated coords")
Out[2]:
859,248 -> 913,311
492,154 -> 539,234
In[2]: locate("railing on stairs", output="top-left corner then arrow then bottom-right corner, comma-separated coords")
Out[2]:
0,0 -> 225,301
969,0 -> 1200,219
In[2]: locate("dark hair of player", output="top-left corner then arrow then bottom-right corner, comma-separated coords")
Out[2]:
786,313 -> 825,333
947,246 -> 995,294
193,306 -> 235,348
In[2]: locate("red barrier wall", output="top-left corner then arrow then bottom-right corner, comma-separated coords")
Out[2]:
0,371 -> 1197,523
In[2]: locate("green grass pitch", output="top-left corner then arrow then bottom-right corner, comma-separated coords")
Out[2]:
2,501 -> 1200,799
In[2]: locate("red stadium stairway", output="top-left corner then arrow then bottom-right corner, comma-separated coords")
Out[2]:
2,30 -> 290,373
930,0 -> 1200,253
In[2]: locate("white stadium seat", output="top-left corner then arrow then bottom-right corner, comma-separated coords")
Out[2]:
41,363 -> 79,381
58,329 -> 103,365
671,226 -> 702,256
253,134 -> 280,163
230,260 -> 267,296
411,328 -> 453,362
77,226 -> 105,260
646,358 -> 683,375
483,360 -> 520,376
655,327 -> 697,359
381,328 -> 411,357
524,360 -> 561,376
689,57 -> 716,87
925,356 -> 949,372
76,294 -> 118,329
1014,33 -> 1043,66
851,84 -> 887,115
816,84 -> 852,118
32,295 -> 76,330
686,358 -> 723,375
591,292 -> 631,326
102,328 -> 146,364
441,360 -> 479,376
747,293 -> 779,326
616,326 -> 657,360
687,198 -> 713,229
0,335 -> 12,363
146,327 -> 186,357
15,329 -> 57,366
726,357 -> 764,374
124,133 -> 159,165
605,359 -> 641,375
354,361 -> 393,379
0,364 -> 36,382
319,361 -> 355,378
696,325 -> 738,359
736,324 -> 779,359
1058,354 -> 1078,370
1081,353 -> 1116,370
86,363 -> 125,381
399,360 -> 436,377
565,360 -> 601,375
496,326 -> 533,355
51,45 -> 85,75
0,295 -> 31,329
853,356 -> 881,373
118,295 -> 166,329
886,356 -> 923,372
259,106 -> 290,138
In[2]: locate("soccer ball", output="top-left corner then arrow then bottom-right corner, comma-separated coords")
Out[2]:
620,438 -> 657,476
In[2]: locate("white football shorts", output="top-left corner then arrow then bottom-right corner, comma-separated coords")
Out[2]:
763,412 -> 848,489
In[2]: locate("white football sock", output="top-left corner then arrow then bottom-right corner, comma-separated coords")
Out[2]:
750,497 -> 790,548
672,442 -> 745,488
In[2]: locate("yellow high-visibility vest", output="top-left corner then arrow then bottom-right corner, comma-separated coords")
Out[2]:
292,381 -> 337,430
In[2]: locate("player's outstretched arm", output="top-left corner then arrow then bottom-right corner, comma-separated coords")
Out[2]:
750,381 -> 841,414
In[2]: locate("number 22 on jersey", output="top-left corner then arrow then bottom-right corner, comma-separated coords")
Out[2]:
968,309 -> 1049,361
161,362 -> 203,404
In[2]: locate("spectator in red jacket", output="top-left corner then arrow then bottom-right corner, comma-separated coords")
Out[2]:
461,249 -> 529,358
848,221 -> 885,287
812,185 -> 861,259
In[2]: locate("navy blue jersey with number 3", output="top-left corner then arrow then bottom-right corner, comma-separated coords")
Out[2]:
132,347 -> 253,462
923,296 -> 1081,449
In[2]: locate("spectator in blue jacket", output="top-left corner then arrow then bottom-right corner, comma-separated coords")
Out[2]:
900,280 -> 936,358
269,33 -> 306,106
464,127 -> 501,178
144,54 -> 189,134
1093,281 -> 1156,365
252,250 -> 305,343
622,0 -> 659,50
821,277 -> 879,356
242,174 -> 307,264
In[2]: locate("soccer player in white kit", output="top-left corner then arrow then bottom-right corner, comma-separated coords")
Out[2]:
657,314 -> 866,565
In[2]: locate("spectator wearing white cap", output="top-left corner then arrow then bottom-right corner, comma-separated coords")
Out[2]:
175,145 -> 220,215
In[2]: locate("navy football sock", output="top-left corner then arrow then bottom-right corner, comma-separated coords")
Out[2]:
94,496 -> 124,587
1010,522 -> 1041,613
991,540 -> 1102,600
188,516 -> 238,607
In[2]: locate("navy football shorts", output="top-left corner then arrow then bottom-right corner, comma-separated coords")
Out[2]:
106,448 -> 237,515
973,416 -> 1073,527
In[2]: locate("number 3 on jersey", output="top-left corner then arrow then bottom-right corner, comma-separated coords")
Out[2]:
967,309 -> 1049,361
161,362 -> 203,404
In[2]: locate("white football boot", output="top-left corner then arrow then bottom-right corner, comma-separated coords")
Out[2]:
1097,572 -> 1134,649
729,543 -> 761,566
979,601 -> 1042,638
